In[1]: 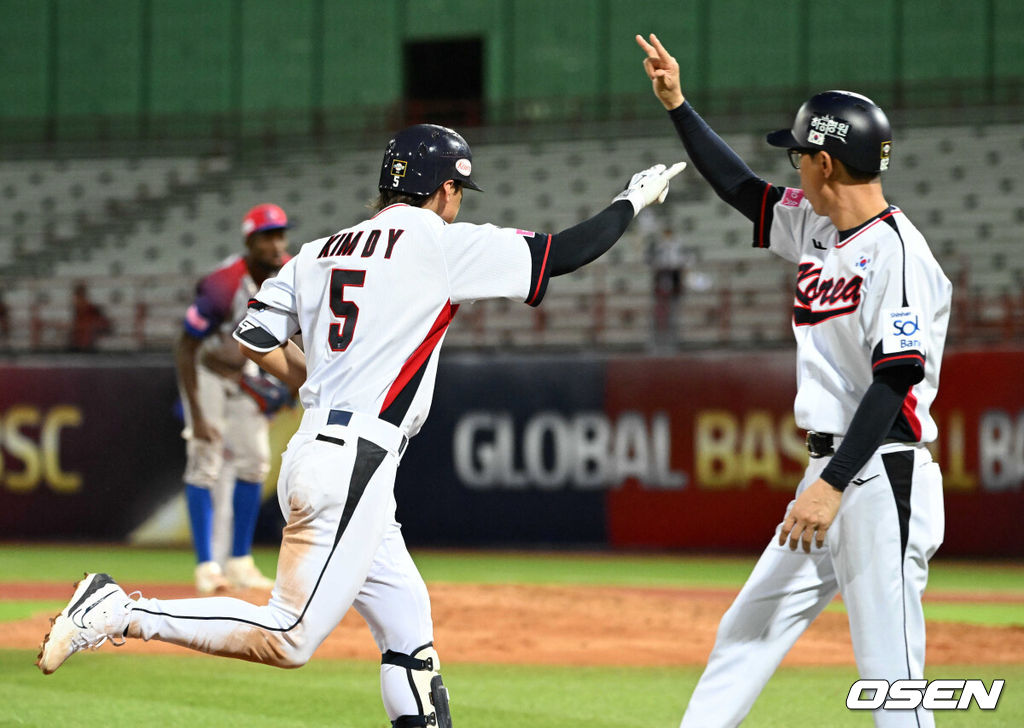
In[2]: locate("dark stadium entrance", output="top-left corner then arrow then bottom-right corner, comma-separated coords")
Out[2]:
403,38 -> 483,127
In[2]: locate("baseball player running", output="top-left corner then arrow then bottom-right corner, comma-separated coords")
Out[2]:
638,34 -> 951,727
175,203 -> 291,594
39,123 -> 685,727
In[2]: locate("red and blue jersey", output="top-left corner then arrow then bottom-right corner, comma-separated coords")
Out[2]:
184,254 -> 293,340
183,256 -> 254,340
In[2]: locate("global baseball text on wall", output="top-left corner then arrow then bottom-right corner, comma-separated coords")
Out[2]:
394,356 -> 611,545
601,351 -> 1024,554
452,410 -> 685,490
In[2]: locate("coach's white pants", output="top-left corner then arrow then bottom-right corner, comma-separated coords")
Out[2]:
129,413 -> 433,722
681,444 -> 944,728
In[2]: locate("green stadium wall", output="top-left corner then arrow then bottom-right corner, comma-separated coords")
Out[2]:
0,0 -> 1022,143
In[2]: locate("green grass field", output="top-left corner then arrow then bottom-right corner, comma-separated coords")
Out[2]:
1,545 -> 1021,727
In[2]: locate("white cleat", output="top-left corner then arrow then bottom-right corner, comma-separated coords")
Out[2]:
224,555 -> 274,590
195,560 -> 231,595
37,572 -> 133,675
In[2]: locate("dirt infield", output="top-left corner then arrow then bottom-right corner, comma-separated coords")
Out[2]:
3,581 -> 1022,666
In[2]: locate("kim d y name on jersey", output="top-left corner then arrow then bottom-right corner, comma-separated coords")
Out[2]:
316,228 -> 406,260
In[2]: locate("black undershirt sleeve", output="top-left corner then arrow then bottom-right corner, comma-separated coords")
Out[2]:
547,200 -> 635,275
820,366 -> 919,491
667,102 -> 774,222
521,200 -> 634,307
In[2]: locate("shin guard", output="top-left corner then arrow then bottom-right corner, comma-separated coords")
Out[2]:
383,643 -> 452,728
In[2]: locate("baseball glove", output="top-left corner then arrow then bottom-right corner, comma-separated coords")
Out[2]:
239,373 -> 293,416
612,161 -> 687,216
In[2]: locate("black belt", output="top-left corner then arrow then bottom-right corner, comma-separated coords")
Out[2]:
806,431 -> 914,459
806,431 -> 836,458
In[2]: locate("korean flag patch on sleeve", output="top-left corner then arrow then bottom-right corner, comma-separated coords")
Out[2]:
882,306 -> 925,355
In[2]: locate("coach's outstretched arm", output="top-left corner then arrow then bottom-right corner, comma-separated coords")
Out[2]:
636,33 -> 770,223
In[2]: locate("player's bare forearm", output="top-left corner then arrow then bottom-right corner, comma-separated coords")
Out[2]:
238,339 -> 306,392
175,333 -> 220,441
174,333 -> 204,420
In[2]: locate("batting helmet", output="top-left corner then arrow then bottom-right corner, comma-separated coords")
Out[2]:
378,124 -> 483,196
766,90 -> 892,174
241,203 -> 289,237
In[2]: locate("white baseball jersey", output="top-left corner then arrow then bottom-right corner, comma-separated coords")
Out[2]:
684,189 -> 951,728
233,203 -> 550,436
127,204 -> 555,727
758,189 -> 951,442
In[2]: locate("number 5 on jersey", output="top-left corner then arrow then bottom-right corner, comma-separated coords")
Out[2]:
329,269 -> 365,351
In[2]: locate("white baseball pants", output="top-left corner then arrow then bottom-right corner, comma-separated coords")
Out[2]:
182,365 -> 270,486
681,443 -> 944,728
130,409 -> 433,722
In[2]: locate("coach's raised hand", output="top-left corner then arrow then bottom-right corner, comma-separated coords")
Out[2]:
636,33 -> 684,111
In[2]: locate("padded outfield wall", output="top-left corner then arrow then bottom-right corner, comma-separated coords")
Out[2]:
0,349 -> 1021,556
1,0 -> 1022,142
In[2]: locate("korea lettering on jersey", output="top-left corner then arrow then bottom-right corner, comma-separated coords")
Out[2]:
755,187 -> 951,442
233,204 -> 551,438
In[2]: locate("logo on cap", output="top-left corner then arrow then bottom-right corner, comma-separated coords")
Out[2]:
391,160 -> 408,177
809,114 -> 850,145
455,158 -> 472,176
880,141 -> 892,171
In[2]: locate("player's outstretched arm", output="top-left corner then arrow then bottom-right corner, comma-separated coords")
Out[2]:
543,162 -> 686,276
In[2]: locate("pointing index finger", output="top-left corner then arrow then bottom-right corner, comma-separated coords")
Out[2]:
664,161 -> 687,179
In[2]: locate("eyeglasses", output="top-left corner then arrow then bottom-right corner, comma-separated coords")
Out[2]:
787,148 -> 814,170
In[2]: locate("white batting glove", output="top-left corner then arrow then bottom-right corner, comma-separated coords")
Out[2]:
612,161 -> 688,217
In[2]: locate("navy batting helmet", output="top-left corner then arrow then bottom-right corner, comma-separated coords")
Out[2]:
378,123 -> 483,196
766,90 -> 892,174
